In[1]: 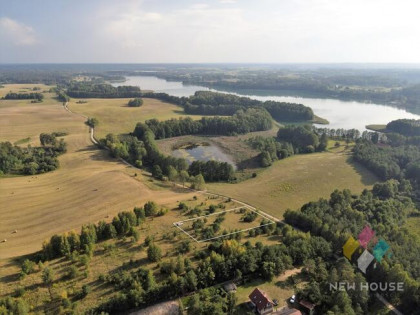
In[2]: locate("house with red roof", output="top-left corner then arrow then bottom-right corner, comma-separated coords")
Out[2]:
249,288 -> 274,314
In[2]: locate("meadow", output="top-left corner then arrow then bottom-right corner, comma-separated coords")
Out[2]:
207,151 -> 378,218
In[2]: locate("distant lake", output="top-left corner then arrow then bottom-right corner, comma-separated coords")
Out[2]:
172,143 -> 236,169
113,75 -> 420,131
112,75 -> 210,97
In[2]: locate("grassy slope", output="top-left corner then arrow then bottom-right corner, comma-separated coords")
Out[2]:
207,151 -> 378,218
68,98 -> 206,139
0,86 -> 196,258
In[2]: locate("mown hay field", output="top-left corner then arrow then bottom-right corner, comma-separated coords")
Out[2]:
67,98 -> 206,139
0,86 -> 197,258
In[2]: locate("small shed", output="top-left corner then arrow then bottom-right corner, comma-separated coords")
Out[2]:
299,300 -> 315,315
223,282 -> 237,292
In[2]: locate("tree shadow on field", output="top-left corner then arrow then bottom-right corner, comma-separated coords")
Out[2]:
345,156 -> 379,186
0,273 -> 19,284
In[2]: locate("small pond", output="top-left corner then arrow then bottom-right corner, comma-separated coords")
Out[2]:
171,143 -> 236,169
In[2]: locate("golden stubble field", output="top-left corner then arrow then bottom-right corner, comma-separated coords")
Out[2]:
0,86 -> 196,258
68,97 -> 206,139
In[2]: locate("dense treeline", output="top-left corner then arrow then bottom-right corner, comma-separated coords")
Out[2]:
277,125 -> 328,153
139,108 -> 272,140
284,182 -> 420,313
353,139 -> 420,181
0,133 -> 67,175
386,119 -> 420,136
4,92 -> 44,101
66,82 -> 142,98
144,90 -> 314,122
188,160 -> 234,181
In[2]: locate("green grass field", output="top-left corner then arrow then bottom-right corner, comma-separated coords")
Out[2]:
365,124 -> 387,132
207,151 -> 378,218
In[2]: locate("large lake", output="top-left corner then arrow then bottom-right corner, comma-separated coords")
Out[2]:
113,75 -> 420,131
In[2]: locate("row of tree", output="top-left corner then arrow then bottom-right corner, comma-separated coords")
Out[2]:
66,82 -> 142,98
141,107 -> 273,139
4,92 -> 44,101
41,201 -> 161,260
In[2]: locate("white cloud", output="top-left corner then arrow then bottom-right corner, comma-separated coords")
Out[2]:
0,17 -> 38,46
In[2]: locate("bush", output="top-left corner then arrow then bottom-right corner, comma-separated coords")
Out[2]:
144,201 -> 158,217
147,243 -> 162,262
80,284 -> 90,299
128,98 -> 143,107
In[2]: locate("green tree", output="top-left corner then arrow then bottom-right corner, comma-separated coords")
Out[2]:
42,267 -> 54,299
179,170 -> 190,187
168,165 -> 178,183
152,165 -> 163,180
185,270 -> 198,291
128,98 -> 143,107
227,292 -> 237,315
262,261 -> 276,281
192,174 -> 205,190
147,243 -> 162,262
86,117 -> 99,128
144,201 -> 158,216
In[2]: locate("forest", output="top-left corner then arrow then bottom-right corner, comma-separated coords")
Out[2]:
142,90 -> 314,122
277,125 -> 327,153
0,133 -> 67,175
284,181 -> 420,314
184,91 -> 314,121
65,82 -> 142,98
141,107 -> 273,139
386,119 -> 420,136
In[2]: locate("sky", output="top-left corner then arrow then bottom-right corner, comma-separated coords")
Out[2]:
1,0 -> 420,63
